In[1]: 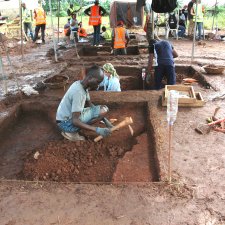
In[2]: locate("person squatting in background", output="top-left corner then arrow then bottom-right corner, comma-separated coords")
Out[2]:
64,19 -> 71,44
168,12 -> 185,38
78,22 -> 87,38
100,26 -> 112,42
97,63 -> 121,92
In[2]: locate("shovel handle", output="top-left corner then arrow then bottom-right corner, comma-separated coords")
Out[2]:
94,117 -> 133,142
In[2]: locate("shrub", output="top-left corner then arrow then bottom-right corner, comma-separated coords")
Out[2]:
55,10 -> 68,17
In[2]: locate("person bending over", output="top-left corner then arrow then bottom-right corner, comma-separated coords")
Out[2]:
101,26 -> 112,41
148,40 -> 178,90
56,65 -> 113,141
98,63 -> 121,92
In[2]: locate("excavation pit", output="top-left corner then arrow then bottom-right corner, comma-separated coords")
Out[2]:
78,45 -> 140,57
48,65 -> 202,92
64,65 -> 199,91
110,65 -> 199,91
0,101 -> 159,183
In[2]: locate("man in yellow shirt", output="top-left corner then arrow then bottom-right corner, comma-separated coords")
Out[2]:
191,0 -> 204,40
67,3 -> 81,17
21,3 -> 33,40
101,26 -> 111,41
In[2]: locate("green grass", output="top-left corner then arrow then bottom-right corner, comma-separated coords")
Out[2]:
203,14 -> 225,30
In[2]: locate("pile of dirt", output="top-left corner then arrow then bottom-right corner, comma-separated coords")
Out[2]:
176,73 -> 187,83
20,139 -> 128,183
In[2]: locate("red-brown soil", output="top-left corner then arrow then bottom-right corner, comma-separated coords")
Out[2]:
21,140 -> 127,182
113,133 -> 155,182
0,34 -> 225,225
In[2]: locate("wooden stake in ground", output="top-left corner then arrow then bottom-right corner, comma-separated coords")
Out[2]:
19,0 -> 24,60
0,56 -> 8,94
49,0 -> 58,62
166,90 -> 179,183
57,0 -> 60,43
191,2 -> 198,63
168,124 -> 172,183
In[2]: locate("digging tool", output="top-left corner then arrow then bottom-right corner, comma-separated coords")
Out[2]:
100,118 -> 118,126
110,119 -> 118,123
128,125 -> 134,136
195,107 -> 221,134
23,30 -> 29,42
94,117 -> 133,142
195,117 -> 225,134
206,117 -> 225,133
212,107 -> 220,121
142,68 -> 146,90
208,117 -> 225,126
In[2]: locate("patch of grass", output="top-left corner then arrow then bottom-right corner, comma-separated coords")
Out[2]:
203,13 -> 225,30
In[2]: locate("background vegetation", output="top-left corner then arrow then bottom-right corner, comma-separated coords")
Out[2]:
43,0 -> 225,31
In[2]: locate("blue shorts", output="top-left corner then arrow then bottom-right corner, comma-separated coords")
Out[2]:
57,105 -> 101,133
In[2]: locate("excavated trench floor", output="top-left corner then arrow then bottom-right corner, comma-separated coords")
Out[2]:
0,101 -> 158,183
78,45 -> 140,57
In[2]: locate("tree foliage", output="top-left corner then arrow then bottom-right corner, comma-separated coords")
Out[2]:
43,0 -> 111,16
101,0 -> 111,13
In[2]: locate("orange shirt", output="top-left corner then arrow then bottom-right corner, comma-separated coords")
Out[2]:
34,7 -> 46,25
114,27 -> 126,49
89,5 -> 101,26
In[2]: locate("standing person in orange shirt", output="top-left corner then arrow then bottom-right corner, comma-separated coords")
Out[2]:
33,2 -> 46,44
112,20 -> 130,56
84,0 -> 106,46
